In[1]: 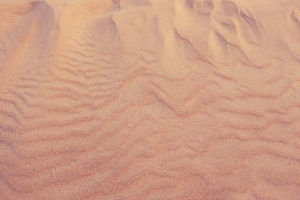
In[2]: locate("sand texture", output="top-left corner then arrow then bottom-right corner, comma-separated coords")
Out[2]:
0,0 -> 300,199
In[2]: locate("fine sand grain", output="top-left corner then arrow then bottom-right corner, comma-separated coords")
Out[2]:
0,0 -> 300,199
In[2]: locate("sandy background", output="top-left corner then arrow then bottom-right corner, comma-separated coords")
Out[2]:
0,0 -> 300,199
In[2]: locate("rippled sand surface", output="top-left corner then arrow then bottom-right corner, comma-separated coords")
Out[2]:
0,0 -> 300,199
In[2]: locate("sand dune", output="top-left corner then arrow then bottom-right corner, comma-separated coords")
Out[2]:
0,0 -> 300,199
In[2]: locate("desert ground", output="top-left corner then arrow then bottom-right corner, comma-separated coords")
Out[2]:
0,0 -> 300,199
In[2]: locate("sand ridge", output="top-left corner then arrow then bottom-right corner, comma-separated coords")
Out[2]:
0,0 -> 300,199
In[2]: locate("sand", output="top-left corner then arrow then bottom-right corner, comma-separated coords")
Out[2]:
0,0 -> 300,199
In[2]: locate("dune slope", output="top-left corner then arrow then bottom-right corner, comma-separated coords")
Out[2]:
0,0 -> 300,199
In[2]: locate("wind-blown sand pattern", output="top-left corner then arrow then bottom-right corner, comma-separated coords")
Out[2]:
0,0 -> 300,199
